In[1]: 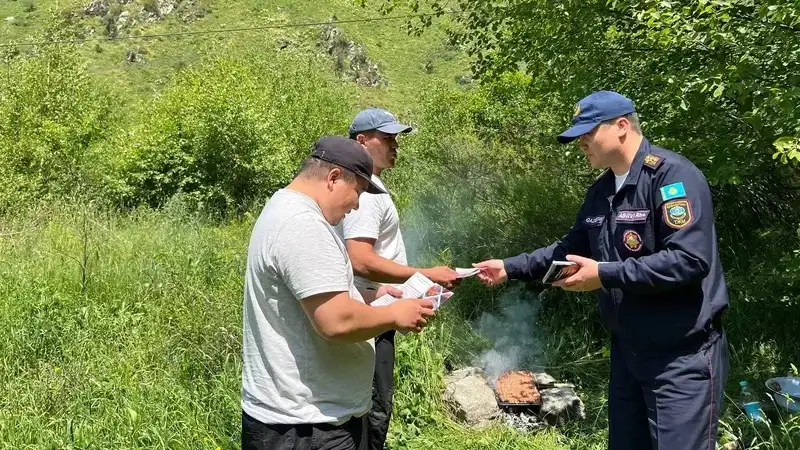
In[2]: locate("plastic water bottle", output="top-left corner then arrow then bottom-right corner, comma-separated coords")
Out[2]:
739,380 -> 763,421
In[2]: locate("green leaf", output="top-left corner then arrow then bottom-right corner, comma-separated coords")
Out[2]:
773,136 -> 796,150
127,407 -> 139,425
712,84 -> 724,98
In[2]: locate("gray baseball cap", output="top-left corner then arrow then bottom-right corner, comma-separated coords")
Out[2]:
349,108 -> 413,136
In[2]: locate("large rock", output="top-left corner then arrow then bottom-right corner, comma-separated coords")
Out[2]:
116,10 -> 132,29
533,372 -> 556,386
317,23 -> 388,87
444,367 -> 500,426
539,387 -> 586,426
83,0 -> 133,17
84,0 -> 111,16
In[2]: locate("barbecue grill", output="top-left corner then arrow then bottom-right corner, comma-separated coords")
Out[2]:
493,370 -> 549,414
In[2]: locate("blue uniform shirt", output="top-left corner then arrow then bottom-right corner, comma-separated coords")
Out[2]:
504,138 -> 729,353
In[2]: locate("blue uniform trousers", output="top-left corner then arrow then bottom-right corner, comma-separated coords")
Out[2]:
608,330 -> 729,450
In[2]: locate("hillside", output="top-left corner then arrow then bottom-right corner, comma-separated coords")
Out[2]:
0,0 -> 470,114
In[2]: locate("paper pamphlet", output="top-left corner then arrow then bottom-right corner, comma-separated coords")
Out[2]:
455,267 -> 481,278
371,272 -> 454,310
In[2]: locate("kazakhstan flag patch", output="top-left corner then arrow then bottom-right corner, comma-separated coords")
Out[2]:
660,182 -> 686,202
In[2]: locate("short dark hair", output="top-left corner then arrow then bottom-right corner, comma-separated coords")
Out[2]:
602,112 -> 641,134
349,129 -> 378,140
297,157 -> 357,183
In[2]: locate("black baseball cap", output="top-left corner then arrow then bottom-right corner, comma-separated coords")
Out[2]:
311,136 -> 386,194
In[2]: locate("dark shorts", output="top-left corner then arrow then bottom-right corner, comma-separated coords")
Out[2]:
242,411 -> 369,450
608,330 -> 730,450
368,330 -> 396,450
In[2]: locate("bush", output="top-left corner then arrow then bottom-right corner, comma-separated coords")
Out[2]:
104,48 -> 356,214
0,46 -> 114,215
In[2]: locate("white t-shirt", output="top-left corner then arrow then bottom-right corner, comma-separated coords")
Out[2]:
340,175 -> 408,292
241,189 -> 374,426
615,171 -> 629,193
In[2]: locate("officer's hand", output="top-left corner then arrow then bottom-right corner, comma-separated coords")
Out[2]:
553,255 -> 602,292
472,259 -> 508,286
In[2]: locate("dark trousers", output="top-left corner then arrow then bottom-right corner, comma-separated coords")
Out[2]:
368,330 -> 396,450
608,330 -> 730,450
242,411 -> 368,450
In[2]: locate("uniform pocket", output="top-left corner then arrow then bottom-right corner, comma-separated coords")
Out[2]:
578,214 -> 605,260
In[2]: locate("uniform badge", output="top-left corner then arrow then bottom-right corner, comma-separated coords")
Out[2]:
660,182 -> 686,202
623,230 -> 643,252
573,103 -> 581,117
642,154 -> 664,170
663,199 -> 693,229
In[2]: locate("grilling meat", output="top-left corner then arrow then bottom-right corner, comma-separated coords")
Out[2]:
495,370 -> 540,404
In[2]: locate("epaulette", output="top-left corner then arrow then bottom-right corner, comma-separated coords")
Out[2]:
642,153 -> 665,170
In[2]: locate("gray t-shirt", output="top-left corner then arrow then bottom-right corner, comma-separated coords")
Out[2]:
241,189 -> 374,425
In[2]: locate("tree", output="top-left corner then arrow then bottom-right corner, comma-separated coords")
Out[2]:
366,0 -> 800,313
367,0 -> 800,182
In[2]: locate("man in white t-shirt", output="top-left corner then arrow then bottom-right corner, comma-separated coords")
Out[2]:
341,109 -> 460,449
241,136 -> 436,450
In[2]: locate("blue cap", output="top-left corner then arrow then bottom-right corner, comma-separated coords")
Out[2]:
557,91 -> 636,144
349,108 -> 413,136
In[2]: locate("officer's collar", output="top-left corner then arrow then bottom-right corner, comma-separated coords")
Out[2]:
623,137 -> 651,188
597,137 -> 651,194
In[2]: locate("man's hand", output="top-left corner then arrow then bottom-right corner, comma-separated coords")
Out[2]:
420,266 -> 460,289
388,298 -> 436,333
553,255 -> 602,292
472,259 -> 508,286
375,284 -> 403,300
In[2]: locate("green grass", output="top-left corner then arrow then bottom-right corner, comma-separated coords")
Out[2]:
1,204 -> 800,448
0,204 -> 610,449
0,204 -> 247,448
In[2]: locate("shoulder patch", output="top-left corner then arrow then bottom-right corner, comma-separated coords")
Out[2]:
663,199 -> 693,229
642,153 -> 664,170
582,215 -> 605,227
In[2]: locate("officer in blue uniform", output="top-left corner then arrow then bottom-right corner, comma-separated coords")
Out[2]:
474,91 -> 730,450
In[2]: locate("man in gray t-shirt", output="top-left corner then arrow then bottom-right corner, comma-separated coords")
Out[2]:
241,136 -> 436,450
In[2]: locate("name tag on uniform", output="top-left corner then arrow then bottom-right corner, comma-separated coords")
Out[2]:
616,209 -> 649,223
583,215 -> 605,227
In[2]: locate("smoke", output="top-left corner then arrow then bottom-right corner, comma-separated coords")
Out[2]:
476,285 -> 547,382
388,140 -> 549,381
